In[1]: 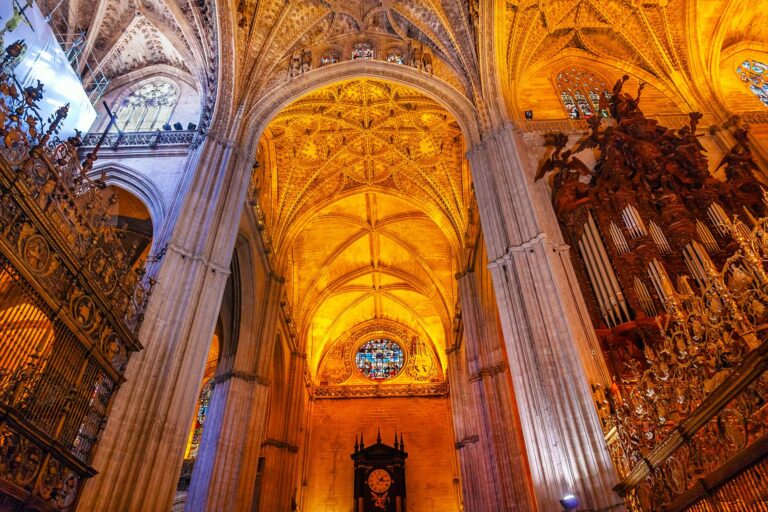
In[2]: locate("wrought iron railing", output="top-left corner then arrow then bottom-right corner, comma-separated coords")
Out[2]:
0,41 -> 151,511
80,130 -> 201,150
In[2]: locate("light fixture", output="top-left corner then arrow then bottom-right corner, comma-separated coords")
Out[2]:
560,494 -> 580,511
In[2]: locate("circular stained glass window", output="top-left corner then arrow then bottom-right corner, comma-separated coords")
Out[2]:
355,339 -> 404,381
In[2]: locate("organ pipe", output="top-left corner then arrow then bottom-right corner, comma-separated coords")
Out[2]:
587,213 -> 631,322
708,203 -> 730,236
583,219 -> 623,324
609,222 -> 630,254
579,239 -> 615,327
696,220 -> 719,253
648,221 -> 671,254
621,204 -> 647,239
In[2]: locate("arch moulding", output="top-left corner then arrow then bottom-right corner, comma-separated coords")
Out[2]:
88,163 -> 168,237
238,60 -> 485,154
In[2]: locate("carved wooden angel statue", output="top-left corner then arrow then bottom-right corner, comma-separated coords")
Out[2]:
536,133 -> 595,211
610,75 -> 645,120
573,93 -> 610,155
535,133 -> 593,183
715,127 -> 761,179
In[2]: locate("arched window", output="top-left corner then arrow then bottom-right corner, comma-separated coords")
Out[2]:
187,379 -> 213,459
114,81 -> 178,132
352,42 -> 374,60
386,47 -> 405,64
320,49 -> 340,66
736,60 -> 768,106
556,68 -> 611,119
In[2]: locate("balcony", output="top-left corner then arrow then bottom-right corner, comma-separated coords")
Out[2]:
80,130 -> 202,150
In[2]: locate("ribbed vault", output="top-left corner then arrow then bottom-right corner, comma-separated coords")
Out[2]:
256,78 -> 470,375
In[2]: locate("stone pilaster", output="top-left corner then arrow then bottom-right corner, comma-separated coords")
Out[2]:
78,133 -> 255,512
184,270 -> 285,511
255,350 -> 307,511
452,270 -> 536,511
467,124 -> 621,511
447,345 -> 496,511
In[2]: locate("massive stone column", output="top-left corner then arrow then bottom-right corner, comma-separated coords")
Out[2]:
78,132 -> 255,512
451,266 -> 537,511
467,123 -> 621,511
256,349 -> 308,511
184,265 -> 285,511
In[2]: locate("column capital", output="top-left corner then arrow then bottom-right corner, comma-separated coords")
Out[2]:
262,438 -> 299,453
455,268 -> 475,280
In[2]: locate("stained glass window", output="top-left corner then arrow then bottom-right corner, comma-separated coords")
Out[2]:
352,42 -> 374,60
386,48 -> 405,64
320,49 -> 340,66
736,60 -> 768,107
355,339 -> 404,380
556,68 -> 611,118
188,380 -> 213,459
114,81 -> 177,132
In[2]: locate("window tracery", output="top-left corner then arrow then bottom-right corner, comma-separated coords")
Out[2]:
320,49 -> 340,66
352,42 -> 374,60
355,339 -> 404,380
114,81 -> 178,132
556,68 -> 611,119
736,59 -> 768,106
386,47 -> 405,64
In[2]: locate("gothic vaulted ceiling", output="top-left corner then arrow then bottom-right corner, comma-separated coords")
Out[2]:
38,0 -> 218,124
256,79 -> 470,373
501,0 -> 768,118
234,0 -> 480,104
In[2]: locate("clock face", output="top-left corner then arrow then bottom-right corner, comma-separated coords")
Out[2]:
367,468 -> 392,493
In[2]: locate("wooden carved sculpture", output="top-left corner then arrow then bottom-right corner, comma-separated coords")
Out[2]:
538,74 -> 768,509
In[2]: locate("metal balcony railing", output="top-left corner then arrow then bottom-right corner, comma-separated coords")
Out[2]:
80,130 -> 202,150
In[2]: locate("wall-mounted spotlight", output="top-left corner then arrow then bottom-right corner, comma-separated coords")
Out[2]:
173,122 -> 183,130
187,122 -> 197,130
560,494 -> 580,511
162,123 -> 172,131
